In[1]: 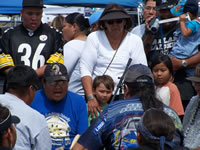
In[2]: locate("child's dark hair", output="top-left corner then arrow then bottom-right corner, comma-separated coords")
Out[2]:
151,54 -> 174,76
183,0 -> 199,16
93,75 -> 114,91
143,0 -> 156,5
65,12 -> 90,32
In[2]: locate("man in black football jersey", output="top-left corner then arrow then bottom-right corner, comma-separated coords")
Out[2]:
0,0 -> 63,78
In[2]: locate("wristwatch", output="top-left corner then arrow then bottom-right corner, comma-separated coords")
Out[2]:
182,60 -> 188,68
86,94 -> 94,101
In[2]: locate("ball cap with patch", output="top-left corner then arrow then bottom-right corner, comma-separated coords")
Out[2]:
0,111 -> 20,131
23,0 -> 45,8
44,63 -> 68,82
124,64 -> 154,84
187,64 -> 200,82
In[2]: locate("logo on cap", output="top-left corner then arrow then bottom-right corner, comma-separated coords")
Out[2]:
51,64 -> 62,76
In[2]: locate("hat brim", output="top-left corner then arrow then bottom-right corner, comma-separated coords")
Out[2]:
99,11 -> 130,21
186,76 -> 200,82
45,75 -> 68,82
11,115 -> 20,124
0,114 -> 20,131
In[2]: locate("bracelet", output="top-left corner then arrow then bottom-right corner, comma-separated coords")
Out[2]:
87,94 -> 94,101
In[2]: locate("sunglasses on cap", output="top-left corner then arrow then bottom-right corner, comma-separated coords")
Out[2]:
106,19 -> 123,25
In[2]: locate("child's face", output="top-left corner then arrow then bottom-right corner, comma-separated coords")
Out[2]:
94,83 -> 113,105
152,63 -> 171,86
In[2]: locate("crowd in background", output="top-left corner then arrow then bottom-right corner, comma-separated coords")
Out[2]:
0,0 -> 200,149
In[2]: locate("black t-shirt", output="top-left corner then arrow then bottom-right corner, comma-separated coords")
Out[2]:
150,24 -> 179,55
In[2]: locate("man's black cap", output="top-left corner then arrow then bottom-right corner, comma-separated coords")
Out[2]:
23,0 -> 45,8
44,63 -> 68,82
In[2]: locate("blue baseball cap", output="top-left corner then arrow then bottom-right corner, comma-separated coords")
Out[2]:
89,11 -> 103,26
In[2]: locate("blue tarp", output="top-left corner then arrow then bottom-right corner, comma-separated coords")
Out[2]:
0,0 -> 142,14
0,0 -> 22,14
44,0 -> 142,8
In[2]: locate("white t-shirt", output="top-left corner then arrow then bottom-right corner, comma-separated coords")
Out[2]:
80,30 -> 147,92
64,40 -> 85,96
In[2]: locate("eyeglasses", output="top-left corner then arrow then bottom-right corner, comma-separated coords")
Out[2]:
144,6 -> 157,11
48,80 -> 67,86
106,19 -> 123,25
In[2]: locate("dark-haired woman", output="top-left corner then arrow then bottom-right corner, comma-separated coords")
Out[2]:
129,108 -> 175,150
80,3 -> 147,117
63,13 -> 90,96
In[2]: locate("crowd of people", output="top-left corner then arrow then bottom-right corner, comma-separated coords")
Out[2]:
0,0 -> 200,149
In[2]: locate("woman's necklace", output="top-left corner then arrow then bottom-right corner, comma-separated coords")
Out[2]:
103,31 -> 126,75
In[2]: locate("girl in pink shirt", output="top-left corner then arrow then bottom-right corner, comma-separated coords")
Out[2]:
151,54 -> 184,117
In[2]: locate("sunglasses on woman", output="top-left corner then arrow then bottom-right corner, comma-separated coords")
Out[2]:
106,19 -> 123,25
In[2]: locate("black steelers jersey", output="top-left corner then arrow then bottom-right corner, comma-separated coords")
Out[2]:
0,23 -> 63,70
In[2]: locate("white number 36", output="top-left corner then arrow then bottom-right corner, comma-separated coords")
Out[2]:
18,43 -> 45,69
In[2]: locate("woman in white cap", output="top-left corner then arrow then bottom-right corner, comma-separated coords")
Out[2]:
0,104 -> 20,150
80,3 -> 147,118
